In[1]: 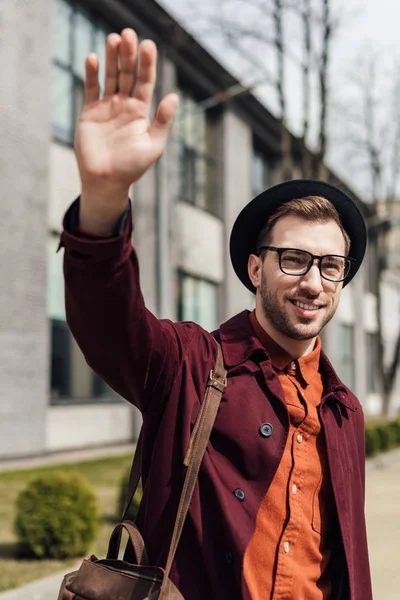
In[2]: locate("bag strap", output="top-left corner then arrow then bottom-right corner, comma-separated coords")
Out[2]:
121,428 -> 143,520
107,520 -> 149,565
161,342 -> 227,590
121,341 -> 226,521
120,342 -> 227,587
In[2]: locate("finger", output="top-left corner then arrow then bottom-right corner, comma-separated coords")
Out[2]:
134,40 -> 157,109
149,93 -> 179,143
118,29 -> 138,96
104,33 -> 121,97
84,54 -> 100,104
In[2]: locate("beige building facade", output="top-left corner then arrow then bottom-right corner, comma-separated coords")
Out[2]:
0,0 -> 394,460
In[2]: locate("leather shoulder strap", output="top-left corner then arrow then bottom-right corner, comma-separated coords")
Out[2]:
121,428 -> 143,521
121,341 -> 226,522
162,342 -> 227,588
121,341 -> 227,591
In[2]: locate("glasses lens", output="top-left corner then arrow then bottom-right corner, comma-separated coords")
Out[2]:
321,256 -> 350,281
280,250 -> 311,275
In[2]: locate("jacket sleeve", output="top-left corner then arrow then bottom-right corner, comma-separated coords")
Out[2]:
59,198 -> 199,415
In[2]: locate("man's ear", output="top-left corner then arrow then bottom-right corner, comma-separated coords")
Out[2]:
248,254 -> 262,289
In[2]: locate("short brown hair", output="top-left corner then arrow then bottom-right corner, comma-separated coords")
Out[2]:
256,195 -> 351,255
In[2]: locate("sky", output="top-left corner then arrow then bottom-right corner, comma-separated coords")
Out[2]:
159,0 -> 400,200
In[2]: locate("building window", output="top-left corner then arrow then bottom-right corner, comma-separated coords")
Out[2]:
335,324 -> 355,390
52,0 -> 111,144
366,332 -> 379,393
175,90 -> 217,215
252,148 -> 271,197
178,272 -> 218,332
47,237 -> 113,403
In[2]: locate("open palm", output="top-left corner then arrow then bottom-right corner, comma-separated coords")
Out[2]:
75,29 -> 178,193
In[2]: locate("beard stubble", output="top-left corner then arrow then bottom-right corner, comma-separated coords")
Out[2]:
260,270 -> 335,341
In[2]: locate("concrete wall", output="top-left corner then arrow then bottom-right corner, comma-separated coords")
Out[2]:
0,0 -> 52,458
175,202 -> 224,283
323,262 -> 394,416
381,272 -> 400,416
49,143 -> 81,232
47,403 -> 136,451
222,110 -> 255,319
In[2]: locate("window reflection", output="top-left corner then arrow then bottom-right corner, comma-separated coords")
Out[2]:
51,0 -> 111,144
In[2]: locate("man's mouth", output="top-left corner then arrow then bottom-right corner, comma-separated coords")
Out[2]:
291,300 -> 322,311
289,300 -> 324,316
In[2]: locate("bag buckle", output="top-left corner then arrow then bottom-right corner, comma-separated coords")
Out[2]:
207,370 -> 227,393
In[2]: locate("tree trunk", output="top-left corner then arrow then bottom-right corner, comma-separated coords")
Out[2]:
301,0 -> 312,178
315,0 -> 331,179
274,0 -> 293,179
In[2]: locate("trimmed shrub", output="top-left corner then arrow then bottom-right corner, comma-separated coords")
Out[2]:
390,418 -> 400,444
116,468 -> 143,521
365,424 -> 380,457
14,472 -> 99,559
375,422 -> 397,452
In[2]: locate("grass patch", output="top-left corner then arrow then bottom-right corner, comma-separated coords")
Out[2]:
0,454 -> 133,592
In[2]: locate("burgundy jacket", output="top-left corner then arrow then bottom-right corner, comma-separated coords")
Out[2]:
60,200 -> 372,600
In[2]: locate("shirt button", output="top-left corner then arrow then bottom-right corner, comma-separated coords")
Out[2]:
283,541 -> 290,553
225,550 -> 234,564
291,361 -> 297,370
297,433 -> 303,443
233,488 -> 246,502
259,423 -> 274,438
292,484 -> 297,494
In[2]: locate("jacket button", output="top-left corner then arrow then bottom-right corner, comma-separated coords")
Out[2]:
225,550 -> 234,564
233,488 -> 246,501
259,423 -> 274,438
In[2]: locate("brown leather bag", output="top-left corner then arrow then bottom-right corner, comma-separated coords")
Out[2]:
57,343 -> 227,600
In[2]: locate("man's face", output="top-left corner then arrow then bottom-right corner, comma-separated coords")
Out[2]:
249,215 -> 346,341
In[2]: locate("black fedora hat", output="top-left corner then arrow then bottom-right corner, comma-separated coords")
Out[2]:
229,179 -> 367,293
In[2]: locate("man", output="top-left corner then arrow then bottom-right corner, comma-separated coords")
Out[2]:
59,28 -> 372,600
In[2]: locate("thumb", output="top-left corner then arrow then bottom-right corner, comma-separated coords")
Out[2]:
149,93 -> 179,144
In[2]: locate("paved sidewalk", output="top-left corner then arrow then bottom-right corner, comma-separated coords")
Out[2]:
0,568 -> 78,600
366,456 -> 400,600
0,443 -> 136,473
0,448 -> 399,599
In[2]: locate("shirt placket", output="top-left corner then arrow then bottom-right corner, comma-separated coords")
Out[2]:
272,363 -> 313,600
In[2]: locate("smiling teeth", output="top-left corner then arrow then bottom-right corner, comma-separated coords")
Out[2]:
294,301 -> 320,311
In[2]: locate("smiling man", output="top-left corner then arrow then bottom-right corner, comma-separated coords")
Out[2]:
59,28 -> 372,600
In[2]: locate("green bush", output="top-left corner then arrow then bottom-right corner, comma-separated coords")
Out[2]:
116,468 -> 143,521
375,422 -> 397,452
365,424 -> 380,457
390,418 -> 400,444
14,472 -> 99,559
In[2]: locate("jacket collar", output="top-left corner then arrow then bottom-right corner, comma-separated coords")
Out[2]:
217,310 -> 358,412
218,310 -> 265,367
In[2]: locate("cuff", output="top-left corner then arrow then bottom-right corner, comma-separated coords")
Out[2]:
58,197 -> 133,263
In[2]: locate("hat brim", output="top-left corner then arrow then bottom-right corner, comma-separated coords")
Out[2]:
229,179 -> 367,293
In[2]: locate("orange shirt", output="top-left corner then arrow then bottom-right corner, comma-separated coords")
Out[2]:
244,312 -> 335,600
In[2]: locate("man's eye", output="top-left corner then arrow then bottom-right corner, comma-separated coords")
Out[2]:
324,261 -> 342,271
284,255 -> 306,265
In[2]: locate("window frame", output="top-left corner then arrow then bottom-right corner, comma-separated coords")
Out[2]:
47,234 -> 119,405
177,270 -> 219,332
251,146 -> 272,197
174,89 -> 218,216
51,0 -> 112,145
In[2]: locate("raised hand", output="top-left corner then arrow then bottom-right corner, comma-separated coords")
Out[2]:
75,28 -> 179,234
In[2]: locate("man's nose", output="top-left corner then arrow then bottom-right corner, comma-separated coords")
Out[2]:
300,262 -> 323,295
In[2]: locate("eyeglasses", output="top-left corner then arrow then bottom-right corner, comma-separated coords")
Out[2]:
258,246 -> 354,282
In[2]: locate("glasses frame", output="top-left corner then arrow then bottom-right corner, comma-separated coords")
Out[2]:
258,246 -> 354,283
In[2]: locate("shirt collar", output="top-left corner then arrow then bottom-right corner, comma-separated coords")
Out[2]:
249,310 -> 321,384
216,310 -> 357,411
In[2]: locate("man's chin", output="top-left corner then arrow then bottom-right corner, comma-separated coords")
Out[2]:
286,321 -> 323,340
